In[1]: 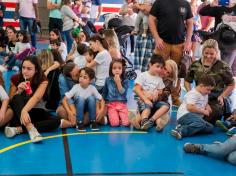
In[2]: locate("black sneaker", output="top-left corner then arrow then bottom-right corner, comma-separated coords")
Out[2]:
91,121 -> 99,131
141,118 -> 154,131
183,143 -> 201,153
76,122 -> 86,132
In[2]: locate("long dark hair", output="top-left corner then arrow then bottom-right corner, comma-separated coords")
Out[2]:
19,55 -> 45,92
51,49 -> 65,66
109,59 -> 126,80
17,30 -> 29,43
88,34 -> 109,50
49,29 -> 62,42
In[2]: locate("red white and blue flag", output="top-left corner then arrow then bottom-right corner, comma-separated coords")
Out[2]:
2,0 -> 123,30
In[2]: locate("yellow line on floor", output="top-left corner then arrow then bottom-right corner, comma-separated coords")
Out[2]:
0,131 -> 147,154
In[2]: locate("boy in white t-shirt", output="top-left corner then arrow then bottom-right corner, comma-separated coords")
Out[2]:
171,74 -> 215,140
63,67 -> 105,132
133,54 -> 170,131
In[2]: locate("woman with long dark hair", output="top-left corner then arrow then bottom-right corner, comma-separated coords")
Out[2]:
4,56 -> 71,143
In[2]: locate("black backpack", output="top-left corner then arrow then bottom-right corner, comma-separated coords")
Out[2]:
44,69 -> 61,110
219,24 -> 236,44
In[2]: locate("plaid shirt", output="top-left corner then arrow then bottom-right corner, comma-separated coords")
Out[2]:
134,34 -> 155,72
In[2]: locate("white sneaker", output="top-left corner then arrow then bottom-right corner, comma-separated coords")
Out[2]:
28,127 -> 43,143
103,116 -> 108,125
4,127 -> 19,138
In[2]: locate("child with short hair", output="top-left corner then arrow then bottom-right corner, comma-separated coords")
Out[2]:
74,43 -> 88,69
103,59 -> 130,127
63,67 -> 105,131
86,48 -> 96,63
133,54 -> 169,131
171,74 -> 216,140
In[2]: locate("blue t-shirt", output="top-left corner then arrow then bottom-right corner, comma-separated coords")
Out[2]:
92,0 -> 101,5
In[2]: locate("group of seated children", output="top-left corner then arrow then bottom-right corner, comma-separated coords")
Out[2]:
0,28 -> 235,144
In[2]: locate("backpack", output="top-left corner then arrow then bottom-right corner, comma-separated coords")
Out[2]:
219,24 -> 236,44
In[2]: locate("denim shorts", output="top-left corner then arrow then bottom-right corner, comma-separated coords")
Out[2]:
137,100 -> 170,113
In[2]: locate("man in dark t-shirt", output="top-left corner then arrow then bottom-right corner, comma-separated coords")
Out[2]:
0,1 -> 5,27
149,0 -> 193,106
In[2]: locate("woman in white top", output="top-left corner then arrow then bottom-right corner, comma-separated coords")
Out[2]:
49,29 -> 67,61
87,34 -> 112,93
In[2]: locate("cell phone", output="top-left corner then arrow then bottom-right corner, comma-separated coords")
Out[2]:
219,0 -> 229,6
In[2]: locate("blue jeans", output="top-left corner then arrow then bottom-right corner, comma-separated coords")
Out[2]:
138,100 -> 170,112
62,29 -> 73,53
75,96 -> 96,122
201,136 -> 236,165
177,113 -> 213,137
58,74 -> 76,104
19,16 -> 36,48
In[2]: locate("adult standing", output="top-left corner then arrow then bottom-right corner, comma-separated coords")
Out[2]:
133,2 -> 155,72
47,0 -> 63,33
14,0 -> 39,48
90,0 -> 102,23
149,0 -> 193,106
61,0 -> 82,53
197,0 -> 214,32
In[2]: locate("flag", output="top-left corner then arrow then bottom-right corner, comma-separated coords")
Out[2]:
2,0 -> 123,30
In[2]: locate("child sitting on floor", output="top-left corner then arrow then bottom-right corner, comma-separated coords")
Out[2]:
171,74 -> 215,140
63,67 -> 105,132
133,54 -> 170,131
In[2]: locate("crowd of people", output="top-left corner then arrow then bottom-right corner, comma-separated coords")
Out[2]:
0,0 -> 235,166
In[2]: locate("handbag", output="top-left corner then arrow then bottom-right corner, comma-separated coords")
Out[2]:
178,53 -> 192,78
32,20 -> 41,33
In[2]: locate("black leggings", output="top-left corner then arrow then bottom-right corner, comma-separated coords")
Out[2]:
10,94 -> 60,133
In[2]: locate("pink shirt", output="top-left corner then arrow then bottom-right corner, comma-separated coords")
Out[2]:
198,3 -> 214,31
16,0 -> 38,18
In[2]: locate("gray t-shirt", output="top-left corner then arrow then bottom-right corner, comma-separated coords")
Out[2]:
65,84 -> 102,100
61,5 -> 78,31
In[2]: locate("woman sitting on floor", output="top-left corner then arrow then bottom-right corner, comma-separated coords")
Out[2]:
131,59 -> 178,131
184,39 -> 235,124
4,56 -> 71,143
